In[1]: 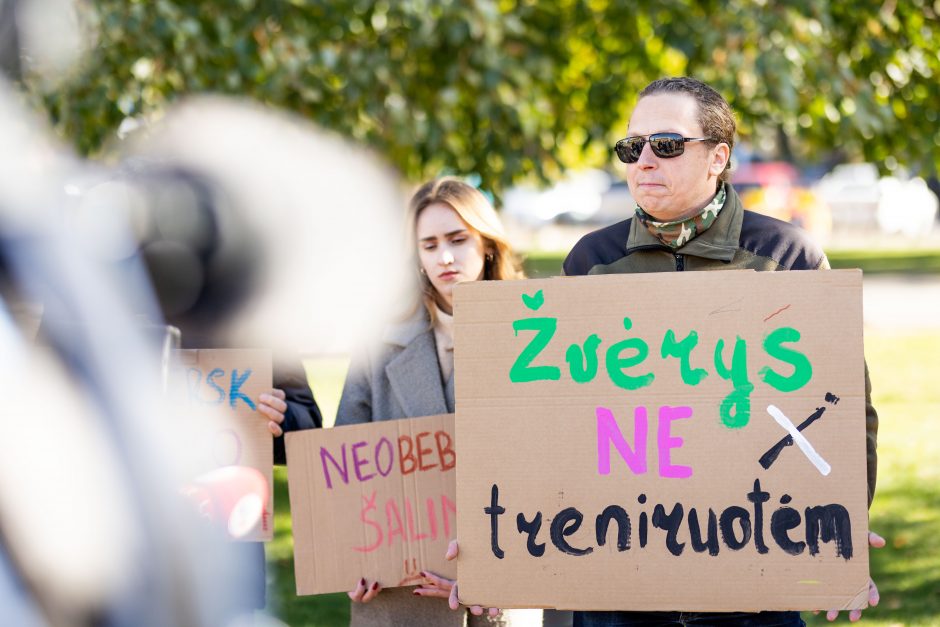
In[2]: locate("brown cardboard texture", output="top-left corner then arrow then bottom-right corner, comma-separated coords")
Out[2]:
170,349 -> 274,541
287,413 -> 457,595
454,270 -> 868,611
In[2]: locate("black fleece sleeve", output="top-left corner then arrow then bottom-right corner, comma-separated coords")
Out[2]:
272,361 -> 322,465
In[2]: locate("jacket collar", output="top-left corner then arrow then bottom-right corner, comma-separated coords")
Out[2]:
384,306 -> 432,348
626,183 -> 743,262
383,306 -> 453,416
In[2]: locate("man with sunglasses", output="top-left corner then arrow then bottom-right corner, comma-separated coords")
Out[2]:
564,77 -> 880,626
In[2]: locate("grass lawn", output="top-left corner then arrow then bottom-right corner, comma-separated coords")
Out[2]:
265,329 -> 940,627
803,331 -> 940,627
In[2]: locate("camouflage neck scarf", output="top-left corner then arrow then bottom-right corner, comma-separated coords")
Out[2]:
635,183 -> 726,249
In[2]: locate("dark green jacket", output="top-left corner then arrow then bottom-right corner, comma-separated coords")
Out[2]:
564,184 -> 878,505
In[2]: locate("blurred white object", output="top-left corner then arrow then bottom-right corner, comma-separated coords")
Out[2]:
181,466 -> 270,540
815,163 -> 939,236
876,176 -> 939,237
16,0 -> 87,84
0,79 -> 291,626
814,163 -> 880,231
0,299 -> 139,618
123,97 -> 409,356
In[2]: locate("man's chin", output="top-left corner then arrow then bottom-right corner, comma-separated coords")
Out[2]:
635,198 -> 671,218
634,189 -> 668,204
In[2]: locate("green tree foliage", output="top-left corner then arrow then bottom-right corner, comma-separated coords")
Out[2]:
26,0 -> 940,193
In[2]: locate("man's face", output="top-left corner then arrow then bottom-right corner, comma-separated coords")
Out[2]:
624,93 -> 728,222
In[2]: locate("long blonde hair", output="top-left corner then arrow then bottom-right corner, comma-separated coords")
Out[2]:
407,177 -> 523,321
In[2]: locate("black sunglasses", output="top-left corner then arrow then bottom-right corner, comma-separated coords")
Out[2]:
614,133 -> 716,163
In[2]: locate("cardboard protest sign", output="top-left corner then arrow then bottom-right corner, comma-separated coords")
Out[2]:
286,414 -> 457,595
454,270 -> 869,612
169,349 -> 273,541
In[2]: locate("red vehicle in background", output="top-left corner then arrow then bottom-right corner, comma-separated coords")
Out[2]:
733,162 -> 832,244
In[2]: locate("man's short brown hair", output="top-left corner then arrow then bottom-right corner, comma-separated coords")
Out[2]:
639,77 -> 736,181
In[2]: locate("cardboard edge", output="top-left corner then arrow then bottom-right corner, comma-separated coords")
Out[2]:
283,430 -> 312,596
844,582 -> 871,611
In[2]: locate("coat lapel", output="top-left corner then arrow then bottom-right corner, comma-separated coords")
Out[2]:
444,371 -> 455,413
386,329 -> 449,418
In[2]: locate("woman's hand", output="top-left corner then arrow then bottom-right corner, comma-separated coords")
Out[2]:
348,577 -> 382,603
257,389 -> 288,436
413,540 -> 501,617
815,531 -> 885,622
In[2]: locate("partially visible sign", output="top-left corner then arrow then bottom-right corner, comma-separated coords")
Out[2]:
170,349 -> 273,541
287,414 -> 456,595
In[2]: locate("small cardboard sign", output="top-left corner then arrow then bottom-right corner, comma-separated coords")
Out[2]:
454,270 -> 869,611
169,349 -> 273,541
286,414 -> 457,595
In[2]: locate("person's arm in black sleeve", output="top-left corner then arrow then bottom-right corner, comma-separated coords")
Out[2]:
864,362 -> 878,507
272,360 -> 323,465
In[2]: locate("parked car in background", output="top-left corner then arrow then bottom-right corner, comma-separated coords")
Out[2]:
814,163 -> 880,231
503,169 -> 608,226
589,180 -> 635,225
502,169 -> 635,227
814,163 -> 939,237
733,161 -> 832,244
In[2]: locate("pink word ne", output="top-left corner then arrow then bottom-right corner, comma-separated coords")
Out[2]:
596,405 -> 693,478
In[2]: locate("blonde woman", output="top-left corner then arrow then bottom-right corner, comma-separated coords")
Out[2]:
335,177 -> 522,626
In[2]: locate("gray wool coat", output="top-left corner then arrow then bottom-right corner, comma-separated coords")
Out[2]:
336,308 -> 454,428
335,308 -> 509,627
